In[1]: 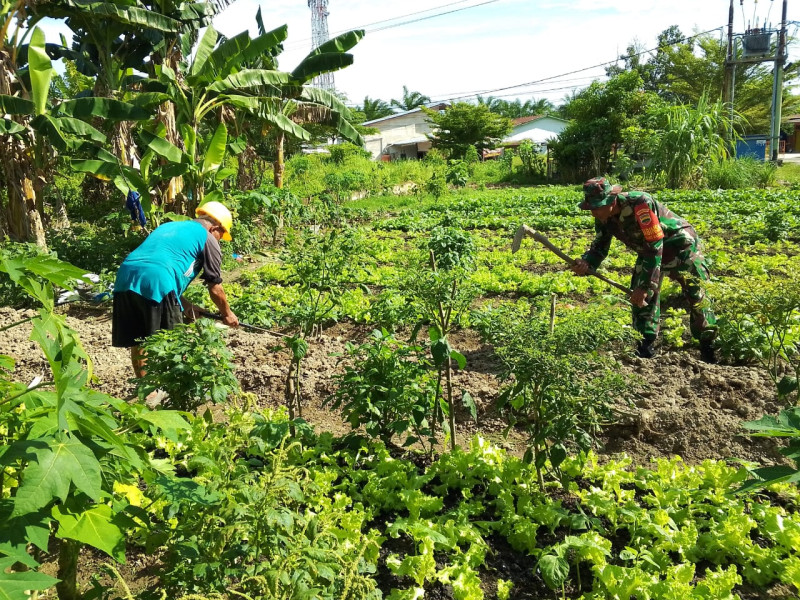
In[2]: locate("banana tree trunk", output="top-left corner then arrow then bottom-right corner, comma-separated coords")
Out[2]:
0,50 -> 46,248
273,130 -> 285,189
237,144 -> 258,191
157,99 -> 185,213
1,142 -> 47,248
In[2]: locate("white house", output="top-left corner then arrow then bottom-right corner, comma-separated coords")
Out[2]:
362,103 -> 448,160
504,115 -> 569,153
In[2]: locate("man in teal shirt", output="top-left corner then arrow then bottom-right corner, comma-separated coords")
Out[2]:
112,201 -> 239,377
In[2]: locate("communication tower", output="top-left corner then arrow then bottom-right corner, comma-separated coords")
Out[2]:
308,0 -> 334,91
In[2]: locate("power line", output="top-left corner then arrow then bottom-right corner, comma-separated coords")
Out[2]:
281,0 -> 501,51
423,25 -> 725,105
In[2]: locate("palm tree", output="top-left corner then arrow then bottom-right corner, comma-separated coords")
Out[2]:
360,96 -> 393,121
390,85 -> 431,112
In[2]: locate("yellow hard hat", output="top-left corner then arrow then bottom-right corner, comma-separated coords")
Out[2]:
196,201 -> 233,241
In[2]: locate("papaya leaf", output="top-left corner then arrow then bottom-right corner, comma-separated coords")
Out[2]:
52,504 -> 128,562
0,557 -> 59,600
12,437 -> 102,516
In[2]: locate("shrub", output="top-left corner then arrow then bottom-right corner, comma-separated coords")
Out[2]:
427,226 -> 476,271
137,319 -> 240,411
328,141 -> 371,164
446,160 -> 469,188
49,218 -> 143,273
705,158 -> 778,190
326,329 -> 438,450
518,140 -> 547,179
474,299 -> 637,488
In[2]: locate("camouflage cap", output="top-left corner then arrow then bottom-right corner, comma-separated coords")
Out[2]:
579,177 -> 619,210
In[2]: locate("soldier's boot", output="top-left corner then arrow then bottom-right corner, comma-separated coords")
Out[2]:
699,338 -> 717,364
636,334 -> 658,359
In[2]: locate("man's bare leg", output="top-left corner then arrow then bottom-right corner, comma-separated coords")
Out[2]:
130,345 -> 146,378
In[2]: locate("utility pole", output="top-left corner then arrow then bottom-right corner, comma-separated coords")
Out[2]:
725,0 -> 789,162
723,0 -> 736,143
769,0 -> 788,161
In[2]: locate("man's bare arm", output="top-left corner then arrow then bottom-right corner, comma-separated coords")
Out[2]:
208,283 -> 239,327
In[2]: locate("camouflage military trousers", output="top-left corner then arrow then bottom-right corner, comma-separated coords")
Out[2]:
631,243 -> 717,341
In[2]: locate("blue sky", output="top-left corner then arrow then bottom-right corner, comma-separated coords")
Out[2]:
38,0 -> 800,107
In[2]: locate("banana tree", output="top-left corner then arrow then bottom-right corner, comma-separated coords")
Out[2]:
135,23 -> 290,210
262,29 -> 366,189
35,0 -> 182,167
0,26 -> 149,247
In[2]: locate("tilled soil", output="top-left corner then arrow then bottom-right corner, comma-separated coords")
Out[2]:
0,306 -> 781,464
0,304 -> 786,466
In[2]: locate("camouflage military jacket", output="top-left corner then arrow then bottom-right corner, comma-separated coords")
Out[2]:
581,191 -> 698,294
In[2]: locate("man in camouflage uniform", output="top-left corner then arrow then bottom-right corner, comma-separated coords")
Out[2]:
572,177 -> 717,362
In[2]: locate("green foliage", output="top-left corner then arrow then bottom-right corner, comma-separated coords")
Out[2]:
0,249 -> 192,597
150,412 -> 381,599
517,140 -> 546,179
49,219 -> 144,273
327,329 -> 439,450
712,278 -> 800,404
427,226 -> 476,271
390,85 -> 431,112
445,160 -> 469,188
739,407 -> 800,492
424,171 -> 448,199
328,142 -> 371,165
232,185 -> 306,246
474,299 -> 637,488
424,102 -> 512,159
551,71 -> 654,179
704,158 -> 777,190
464,145 -> 480,166
137,319 -> 240,411
649,94 -> 742,188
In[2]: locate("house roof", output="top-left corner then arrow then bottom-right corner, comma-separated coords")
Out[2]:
511,115 -> 569,127
512,115 -> 543,126
362,103 -> 449,126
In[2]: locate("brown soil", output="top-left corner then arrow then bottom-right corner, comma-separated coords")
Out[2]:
0,304 -> 785,467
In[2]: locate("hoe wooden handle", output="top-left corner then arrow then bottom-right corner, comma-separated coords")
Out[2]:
511,225 -> 632,295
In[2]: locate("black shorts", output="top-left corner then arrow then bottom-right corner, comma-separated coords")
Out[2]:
111,291 -> 183,348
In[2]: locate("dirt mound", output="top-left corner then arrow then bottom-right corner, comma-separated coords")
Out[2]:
0,305 -> 786,466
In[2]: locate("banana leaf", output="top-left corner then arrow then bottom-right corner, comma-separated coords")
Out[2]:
188,26 -> 219,80
290,53 -> 353,85
201,122 -> 227,176
56,97 -> 149,121
303,29 -> 364,59
0,95 -> 35,116
139,130 -> 187,164
206,69 -> 289,94
27,28 -> 53,117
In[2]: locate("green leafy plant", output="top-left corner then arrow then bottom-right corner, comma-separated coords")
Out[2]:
404,229 -> 478,450
0,248 -> 192,600
517,140 -> 546,179
445,160 -> 469,188
713,279 -> 800,404
137,319 -> 240,411
327,329 -> 439,452
281,229 -> 364,420
739,407 -> 800,492
476,300 -> 636,488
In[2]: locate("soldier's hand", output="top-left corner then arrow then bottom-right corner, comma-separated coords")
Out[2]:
571,259 -> 590,276
630,288 -> 648,308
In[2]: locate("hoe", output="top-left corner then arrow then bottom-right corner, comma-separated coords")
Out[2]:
511,225 -> 636,298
